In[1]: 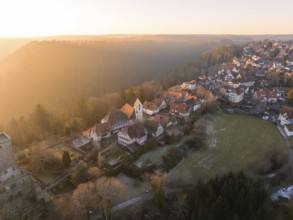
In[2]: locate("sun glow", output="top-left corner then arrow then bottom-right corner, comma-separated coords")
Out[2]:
0,0 -> 74,37
0,0 -> 292,37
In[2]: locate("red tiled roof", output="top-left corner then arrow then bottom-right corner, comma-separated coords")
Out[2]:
165,91 -> 186,98
121,122 -> 146,139
170,103 -> 188,113
154,114 -> 171,128
95,122 -> 112,135
152,98 -> 165,107
280,106 -> 293,119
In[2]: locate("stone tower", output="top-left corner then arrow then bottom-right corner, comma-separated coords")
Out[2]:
133,98 -> 143,121
0,132 -> 16,173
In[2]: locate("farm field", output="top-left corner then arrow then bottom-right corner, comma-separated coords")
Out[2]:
168,113 -> 289,185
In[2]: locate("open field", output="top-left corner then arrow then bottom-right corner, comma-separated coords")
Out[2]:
168,113 -> 289,185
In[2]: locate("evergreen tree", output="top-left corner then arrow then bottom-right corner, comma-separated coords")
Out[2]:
62,151 -> 71,168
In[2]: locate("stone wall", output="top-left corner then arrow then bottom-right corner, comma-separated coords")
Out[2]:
0,132 -> 16,174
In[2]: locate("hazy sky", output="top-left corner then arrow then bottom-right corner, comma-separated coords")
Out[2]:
0,0 -> 292,37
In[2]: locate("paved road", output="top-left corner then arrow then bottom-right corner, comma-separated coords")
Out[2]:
89,193 -> 152,220
89,186 -> 194,220
112,194 -> 152,212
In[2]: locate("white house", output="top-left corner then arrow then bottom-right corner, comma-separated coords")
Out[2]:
224,73 -> 234,81
83,122 -> 112,142
279,106 -> 293,126
118,123 -> 147,146
284,125 -> 293,136
144,120 -> 164,137
154,114 -> 173,129
254,89 -> 278,103
143,101 -> 160,115
101,109 -> 130,133
227,88 -> 244,103
170,103 -> 190,117
181,80 -> 197,90
185,96 -> 201,112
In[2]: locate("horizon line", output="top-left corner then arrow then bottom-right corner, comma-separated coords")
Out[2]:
1,33 -> 293,39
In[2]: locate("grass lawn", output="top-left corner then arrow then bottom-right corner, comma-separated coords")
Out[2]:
168,112 -> 289,185
134,136 -> 194,167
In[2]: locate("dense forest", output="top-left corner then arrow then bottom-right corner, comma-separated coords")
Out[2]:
0,37 -> 232,124
118,172 -> 290,220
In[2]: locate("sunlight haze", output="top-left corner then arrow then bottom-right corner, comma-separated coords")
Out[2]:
0,0 -> 292,37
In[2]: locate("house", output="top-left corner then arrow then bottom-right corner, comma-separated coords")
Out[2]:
181,80 -> 196,90
83,122 -> 112,142
255,69 -> 267,77
254,89 -> 268,102
196,86 -> 214,103
143,101 -> 160,115
268,90 -> 278,103
120,98 -> 143,121
170,103 -> 190,117
271,185 -> 293,204
221,86 -> 244,103
224,73 -> 234,81
254,89 -> 278,103
154,114 -> 173,128
144,120 -> 164,137
165,91 -> 188,103
118,122 -> 147,146
231,76 -> 256,88
284,124 -> 293,136
227,87 -> 244,103
185,96 -> 201,111
143,98 -> 167,116
101,109 -> 130,133
278,106 -> 293,125
239,77 -> 256,87
152,98 -> 167,110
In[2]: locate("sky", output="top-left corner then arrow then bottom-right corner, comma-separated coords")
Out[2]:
0,0 -> 292,37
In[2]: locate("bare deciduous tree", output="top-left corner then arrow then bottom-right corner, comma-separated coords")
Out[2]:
70,177 -> 125,220
147,171 -> 167,208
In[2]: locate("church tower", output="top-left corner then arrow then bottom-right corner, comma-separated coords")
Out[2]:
133,98 -> 143,121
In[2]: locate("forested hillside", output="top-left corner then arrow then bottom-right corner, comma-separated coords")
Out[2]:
0,38 -> 231,123
4,44 -> 242,148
